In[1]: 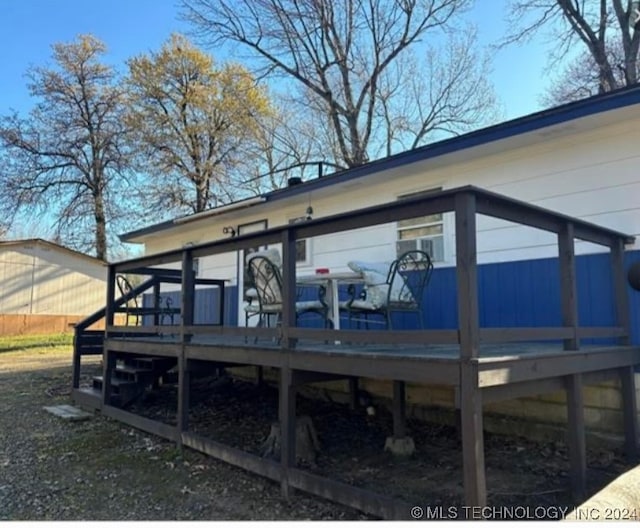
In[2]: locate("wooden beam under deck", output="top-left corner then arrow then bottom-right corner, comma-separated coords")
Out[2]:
477,347 -> 640,387
181,431 -> 413,519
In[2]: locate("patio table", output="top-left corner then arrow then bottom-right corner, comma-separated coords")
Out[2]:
297,271 -> 363,330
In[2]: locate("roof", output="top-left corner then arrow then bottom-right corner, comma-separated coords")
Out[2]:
120,84 -> 640,243
0,238 -> 107,265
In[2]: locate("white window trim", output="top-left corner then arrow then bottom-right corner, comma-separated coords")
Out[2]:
395,186 -> 449,264
288,216 -> 312,267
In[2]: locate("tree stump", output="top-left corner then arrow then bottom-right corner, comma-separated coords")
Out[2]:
259,415 -> 320,465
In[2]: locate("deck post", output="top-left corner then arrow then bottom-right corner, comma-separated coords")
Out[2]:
181,249 -> 195,342
384,380 -> 416,456
153,279 -> 161,327
619,366 -> 639,459
280,228 -> 297,349
178,250 -> 195,448
565,373 -> 586,500
101,349 -> 116,406
177,356 -> 191,445
455,191 -> 486,508
610,239 -> 631,346
558,223 -> 578,350
279,365 -> 296,500
348,377 -> 359,410
104,264 -> 116,336
279,226 -> 297,499
102,265 -> 117,406
392,381 -> 407,438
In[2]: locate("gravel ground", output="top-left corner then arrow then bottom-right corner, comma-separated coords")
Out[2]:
0,347 -> 634,521
0,348 -> 365,520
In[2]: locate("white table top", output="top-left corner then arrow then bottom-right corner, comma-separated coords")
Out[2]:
297,271 -> 363,284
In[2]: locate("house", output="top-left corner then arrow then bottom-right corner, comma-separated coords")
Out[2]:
0,239 -> 107,334
122,85 -> 640,342
79,86 -> 640,514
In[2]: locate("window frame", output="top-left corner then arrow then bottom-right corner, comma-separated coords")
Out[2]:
288,216 -> 312,266
396,187 -> 446,263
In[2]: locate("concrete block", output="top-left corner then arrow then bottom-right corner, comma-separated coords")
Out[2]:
44,404 -> 92,421
384,436 -> 415,457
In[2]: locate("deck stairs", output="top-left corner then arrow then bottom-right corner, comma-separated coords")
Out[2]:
79,356 -> 177,408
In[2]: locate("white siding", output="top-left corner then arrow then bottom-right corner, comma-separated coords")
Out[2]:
140,116 -> 640,309
0,243 -> 106,315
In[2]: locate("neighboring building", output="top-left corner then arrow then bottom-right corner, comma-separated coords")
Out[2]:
121,85 -> 640,343
0,239 -> 107,334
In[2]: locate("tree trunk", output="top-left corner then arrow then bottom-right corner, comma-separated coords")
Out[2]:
94,191 -> 107,261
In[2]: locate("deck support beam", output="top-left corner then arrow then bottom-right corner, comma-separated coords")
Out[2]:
619,366 -> 639,459
565,373 -> 586,500
455,192 -> 486,507
460,363 -> 486,507
279,365 -> 297,500
177,357 -> 191,446
392,381 -> 407,438
349,377 -> 359,410
178,250 -> 195,448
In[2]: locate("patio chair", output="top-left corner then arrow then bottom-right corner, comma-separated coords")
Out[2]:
246,251 -> 329,330
116,274 -> 139,326
343,250 -> 434,330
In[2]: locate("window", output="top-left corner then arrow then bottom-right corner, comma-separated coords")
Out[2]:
289,217 -> 311,265
396,189 -> 445,262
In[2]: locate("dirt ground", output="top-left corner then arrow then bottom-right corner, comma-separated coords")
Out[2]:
0,347 -> 635,520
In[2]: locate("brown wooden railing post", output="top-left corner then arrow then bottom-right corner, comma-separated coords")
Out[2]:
178,250 -> 195,447
558,222 -> 579,350
279,227 -> 298,499
104,264 -> 116,336
611,238 -> 631,346
102,264 -> 117,406
280,228 -> 297,349
455,191 -> 486,508
153,278 -> 161,327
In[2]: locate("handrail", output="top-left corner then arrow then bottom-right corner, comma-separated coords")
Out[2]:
75,276 -> 158,331
111,186 -> 635,273
99,185 -> 635,354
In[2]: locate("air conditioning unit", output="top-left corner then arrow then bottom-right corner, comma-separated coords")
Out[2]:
396,238 -> 434,257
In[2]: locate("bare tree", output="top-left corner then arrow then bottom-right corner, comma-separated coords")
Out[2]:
181,0 -> 495,168
503,1 -> 640,102
375,30 -> 497,157
0,35 -> 133,260
235,106 -> 320,195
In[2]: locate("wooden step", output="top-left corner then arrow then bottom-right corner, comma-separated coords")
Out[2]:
113,365 -> 154,381
72,387 -> 102,411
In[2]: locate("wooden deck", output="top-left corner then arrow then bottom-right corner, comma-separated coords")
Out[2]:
70,187 -> 640,519
72,332 -> 640,518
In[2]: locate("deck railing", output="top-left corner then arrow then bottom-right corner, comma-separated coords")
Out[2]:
104,185 -> 635,357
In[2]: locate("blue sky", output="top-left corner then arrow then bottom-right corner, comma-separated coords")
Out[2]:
0,1 -> 552,121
